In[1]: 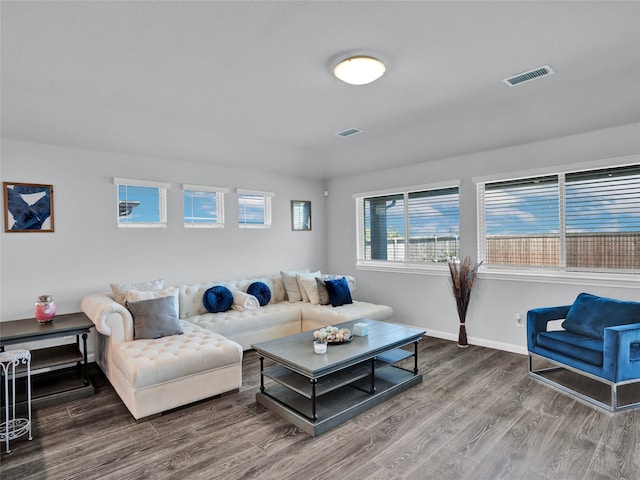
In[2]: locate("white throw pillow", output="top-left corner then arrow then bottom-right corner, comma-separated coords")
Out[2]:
296,271 -> 322,304
110,278 -> 164,305
280,269 -> 309,303
125,287 -> 179,318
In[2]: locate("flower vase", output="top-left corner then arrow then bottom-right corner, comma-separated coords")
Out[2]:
458,322 -> 468,348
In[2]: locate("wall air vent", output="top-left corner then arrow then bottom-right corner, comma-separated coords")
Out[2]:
503,65 -> 554,87
335,128 -> 362,137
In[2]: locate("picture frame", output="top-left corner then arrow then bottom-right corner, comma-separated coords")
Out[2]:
3,182 -> 55,232
291,200 -> 311,231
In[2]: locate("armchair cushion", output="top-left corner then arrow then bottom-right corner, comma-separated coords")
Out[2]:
537,331 -> 603,366
562,293 -> 640,339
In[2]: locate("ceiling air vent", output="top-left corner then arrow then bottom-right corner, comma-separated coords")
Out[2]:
503,65 -> 554,87
335,128 -> 362,137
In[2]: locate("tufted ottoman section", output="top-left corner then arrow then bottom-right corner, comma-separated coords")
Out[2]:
112,322 -> 242,389
108,321 -> 243,419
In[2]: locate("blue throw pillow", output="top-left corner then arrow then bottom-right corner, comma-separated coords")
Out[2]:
561,293 -> 640,339
203,285 -> 233,313
324,277 -> 353,307
247,281 -> 271,306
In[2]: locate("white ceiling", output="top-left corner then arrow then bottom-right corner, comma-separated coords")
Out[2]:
2,1 -> 639,180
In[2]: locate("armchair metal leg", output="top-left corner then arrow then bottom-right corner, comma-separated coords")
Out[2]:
528,353 -> 640,413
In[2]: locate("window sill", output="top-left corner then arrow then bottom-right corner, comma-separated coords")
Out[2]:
356,261 -> 450,276
478,269 -> 640,289
356,261 -> 639,288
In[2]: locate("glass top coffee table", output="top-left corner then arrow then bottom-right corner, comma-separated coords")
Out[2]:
252,319 -> 426,436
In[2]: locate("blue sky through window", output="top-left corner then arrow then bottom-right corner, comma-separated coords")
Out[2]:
184,190 -> 218,224
118,185 -> 161,223
239,193 -> 267,225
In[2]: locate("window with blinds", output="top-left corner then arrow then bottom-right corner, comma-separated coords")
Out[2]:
114,177 -> 169,228
237,188 -> 274,229
482,176 -> 560,267
565,165 -> 640,271
183,184 -> 228,228
355,183 -> 460,265
478,164 -> 640,273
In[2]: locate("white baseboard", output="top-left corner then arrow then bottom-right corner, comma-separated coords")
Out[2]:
425,329 -> 528,356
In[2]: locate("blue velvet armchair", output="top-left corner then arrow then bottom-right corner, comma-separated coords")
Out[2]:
527,293 -> 640,412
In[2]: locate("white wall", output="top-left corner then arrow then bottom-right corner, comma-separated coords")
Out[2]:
0,139 -> 327,320
325,123 -> 640,354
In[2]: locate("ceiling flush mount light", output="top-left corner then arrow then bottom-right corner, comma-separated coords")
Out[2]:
333,56 -> 386,85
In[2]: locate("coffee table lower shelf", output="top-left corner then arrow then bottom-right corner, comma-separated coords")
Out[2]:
256,366 -> 422,436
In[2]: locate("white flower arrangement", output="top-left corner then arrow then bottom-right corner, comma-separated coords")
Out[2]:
313,326 -> 352,343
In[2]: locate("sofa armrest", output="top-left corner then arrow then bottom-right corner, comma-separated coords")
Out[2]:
81,293 -> 133,341
527,305 -> 572,351
603,323 -> 640,382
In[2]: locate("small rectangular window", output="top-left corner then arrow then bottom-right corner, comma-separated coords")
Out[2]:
183,184 -> 228,228
114,177 -> 169,228
237,188 -> 274,229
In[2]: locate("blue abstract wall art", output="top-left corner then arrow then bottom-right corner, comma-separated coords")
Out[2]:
3,182 -> 54,232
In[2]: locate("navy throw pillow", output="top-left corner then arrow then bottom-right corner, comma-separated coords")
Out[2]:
561,293 -> 640,339
247,281 -> 271,306
203,285 -> 233,313
324,277 -> 353,307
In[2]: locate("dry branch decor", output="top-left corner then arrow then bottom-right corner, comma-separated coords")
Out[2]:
448,255 -> 482,348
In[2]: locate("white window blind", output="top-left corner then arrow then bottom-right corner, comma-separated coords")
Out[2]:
482,176 -> 560,268
478,164 -> 640,273
355,183 -> 460,265
237,188 -> 274,229
114,177 -> 170,228
183,184 -> 228,228
565,165 -> 640,271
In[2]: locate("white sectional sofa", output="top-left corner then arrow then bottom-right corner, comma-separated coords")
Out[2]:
81,272 -> 393,420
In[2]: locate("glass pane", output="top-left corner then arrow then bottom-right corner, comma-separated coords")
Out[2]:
118,185 -> 161,224
363,194 -> 405,261
565,165 -> 640,271
239,193 -> 266,226
184,190 -> 219,225
408,187 -> 459,263
484,176 -> 559,267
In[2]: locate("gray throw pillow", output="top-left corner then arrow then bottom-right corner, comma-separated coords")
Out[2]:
316,275 -> 340,305
126,295 -> 183,340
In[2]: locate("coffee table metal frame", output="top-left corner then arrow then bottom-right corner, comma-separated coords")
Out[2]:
252,319 -> 425,436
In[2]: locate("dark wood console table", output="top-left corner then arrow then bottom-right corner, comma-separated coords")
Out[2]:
0,312 -> 95,409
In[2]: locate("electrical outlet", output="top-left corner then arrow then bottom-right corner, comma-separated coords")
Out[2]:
515,313 -> 523,327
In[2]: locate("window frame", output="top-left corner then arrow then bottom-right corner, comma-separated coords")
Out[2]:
114,177 -> 170,229
476,156 -> 640,276
354,180 -> 461,273
183,184 -> 229,229
236,188 -> 274,229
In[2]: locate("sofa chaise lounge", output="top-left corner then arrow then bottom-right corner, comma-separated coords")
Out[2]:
527,292 -> 640,412
82,272 -> 394,419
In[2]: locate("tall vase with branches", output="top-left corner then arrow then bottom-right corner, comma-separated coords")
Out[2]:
448,255 -> 482,348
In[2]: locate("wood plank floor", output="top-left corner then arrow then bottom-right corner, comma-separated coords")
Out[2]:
1,337 -> 638,480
